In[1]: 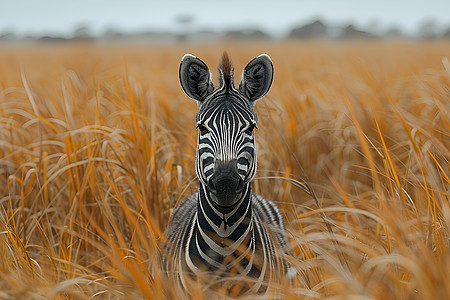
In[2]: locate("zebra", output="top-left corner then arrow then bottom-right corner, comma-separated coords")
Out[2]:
166,53 -> 292,295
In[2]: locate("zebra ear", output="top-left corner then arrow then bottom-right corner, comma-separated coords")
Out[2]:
179,54 -> 214,102
239,54 -> 274,102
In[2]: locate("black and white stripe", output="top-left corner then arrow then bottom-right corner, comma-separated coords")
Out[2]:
166,53 -> 290,294
196,92 -> 257,185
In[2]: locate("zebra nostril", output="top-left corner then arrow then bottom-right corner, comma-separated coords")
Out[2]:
207,177 -> 217,192
211,175 -> 240,194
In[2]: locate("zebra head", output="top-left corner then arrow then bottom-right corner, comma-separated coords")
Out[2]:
179,53 -> 274,208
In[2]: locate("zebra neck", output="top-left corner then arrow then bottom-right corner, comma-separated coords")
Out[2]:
197,183 -> 253,239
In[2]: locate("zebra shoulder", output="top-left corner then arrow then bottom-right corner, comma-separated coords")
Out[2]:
167,193 -> 198,241
251,193 -> 293,255
251,193 -> 286,229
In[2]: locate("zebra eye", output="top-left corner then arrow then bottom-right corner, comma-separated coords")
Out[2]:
245,122 -> 257,134
196,122 -> 209,134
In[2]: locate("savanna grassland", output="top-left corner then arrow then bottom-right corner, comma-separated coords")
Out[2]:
0,41 -> 449,299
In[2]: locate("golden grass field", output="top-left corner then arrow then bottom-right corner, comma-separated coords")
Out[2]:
0,40 -> 449,299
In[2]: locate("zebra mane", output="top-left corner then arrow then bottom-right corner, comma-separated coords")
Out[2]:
218,52 -> 234,92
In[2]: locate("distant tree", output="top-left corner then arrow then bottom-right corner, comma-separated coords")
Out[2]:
385,25 -> 405,38
288,20 -> 328,39
102,27 -> 122,39
175,14 -> 195,25
418,19 -> 439,38
38,36 -> 66,43
72,24 -> 92,39
174,14 -> 196,41
224,28 -> 270,40
339,24 -> 370,39
443,27 -> 450,38
0,30 -> 15,40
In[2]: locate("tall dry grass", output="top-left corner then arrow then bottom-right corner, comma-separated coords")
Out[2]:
0,41 -> 449,299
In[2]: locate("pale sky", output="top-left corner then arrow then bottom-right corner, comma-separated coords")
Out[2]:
1,0 -> 449,37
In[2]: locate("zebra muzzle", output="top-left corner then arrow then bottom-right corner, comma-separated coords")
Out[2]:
208,159 -> 243,206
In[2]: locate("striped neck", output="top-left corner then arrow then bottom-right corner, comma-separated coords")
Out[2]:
197,182 -> 253,240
